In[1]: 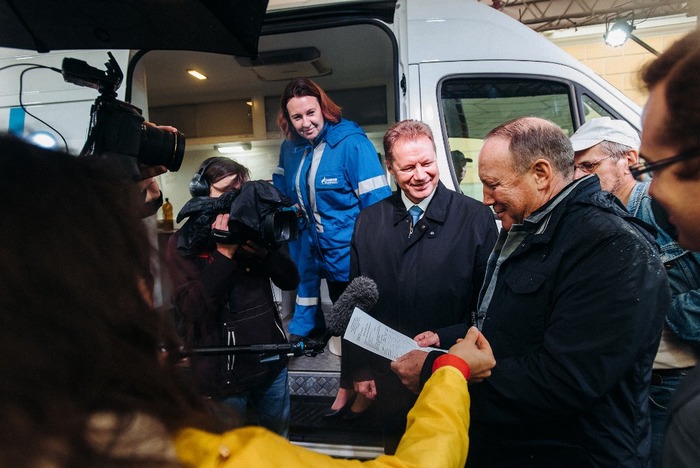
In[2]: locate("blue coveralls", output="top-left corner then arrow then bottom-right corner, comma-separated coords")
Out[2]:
273,119 -> 391,336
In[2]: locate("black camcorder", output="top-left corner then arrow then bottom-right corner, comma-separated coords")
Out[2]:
210,181 -> 299,250
212,206 -> 298,250
176,181 -> 299,254
62,52 -> 185,178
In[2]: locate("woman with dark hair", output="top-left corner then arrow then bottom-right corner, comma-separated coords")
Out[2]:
272,77 -> 392,417
0,133 -> 203,467
166,156 -> 298,437
0,134 -> 496,467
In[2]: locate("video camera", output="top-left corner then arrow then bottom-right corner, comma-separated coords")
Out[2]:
177,181 -> 299,253
212,181 -> 299,250
212,206 -> 299,251
62,52 -> 185,178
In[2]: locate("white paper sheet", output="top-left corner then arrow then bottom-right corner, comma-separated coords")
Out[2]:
343,307 -> 440,361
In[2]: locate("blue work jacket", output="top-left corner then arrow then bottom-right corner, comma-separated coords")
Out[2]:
273,119 -> 391,281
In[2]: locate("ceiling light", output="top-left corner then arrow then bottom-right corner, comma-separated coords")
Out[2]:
604,18 -> 659,56
216,143 -> 252,154
187,69 -> 207,80
604,19 -> 633,47
26,131 -> 59,149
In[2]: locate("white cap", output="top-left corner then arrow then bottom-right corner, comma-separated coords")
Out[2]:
570,117 -> 640,152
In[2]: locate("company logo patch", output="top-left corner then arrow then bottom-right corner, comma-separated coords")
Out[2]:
321,176 -> 338,185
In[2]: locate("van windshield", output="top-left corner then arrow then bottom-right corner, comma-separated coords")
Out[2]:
440,77 -> 574,200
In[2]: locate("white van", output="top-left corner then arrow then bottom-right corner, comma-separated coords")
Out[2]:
1,0 -> 641,205
0,0 -> 644,455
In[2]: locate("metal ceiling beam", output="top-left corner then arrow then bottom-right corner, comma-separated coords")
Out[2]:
492,0 -> 696,32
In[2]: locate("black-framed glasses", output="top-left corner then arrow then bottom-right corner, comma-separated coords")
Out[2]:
630,148 -> 700,181
573,155 -> 613,174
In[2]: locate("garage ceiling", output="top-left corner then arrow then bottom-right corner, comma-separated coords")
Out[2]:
495,0 -> 697,32
139,0 -> 697,109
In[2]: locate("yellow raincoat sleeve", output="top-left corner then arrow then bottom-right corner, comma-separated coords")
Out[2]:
174,366 -> 470,467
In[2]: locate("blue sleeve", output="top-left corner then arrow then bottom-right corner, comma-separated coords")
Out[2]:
272,143 -> 288,195
666,251 -> 700,344
343,135 -> 391,209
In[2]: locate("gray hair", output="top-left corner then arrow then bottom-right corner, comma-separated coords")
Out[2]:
486,117 -> 574,178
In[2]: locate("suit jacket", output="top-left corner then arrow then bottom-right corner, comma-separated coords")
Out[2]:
346,182 -> 497,430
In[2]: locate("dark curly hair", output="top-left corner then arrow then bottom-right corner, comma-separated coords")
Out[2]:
641,30 -> 700,178
0,134 -> 213,467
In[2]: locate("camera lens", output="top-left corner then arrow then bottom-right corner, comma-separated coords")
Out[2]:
261,209 -> 298,248
138,124 -> 186,171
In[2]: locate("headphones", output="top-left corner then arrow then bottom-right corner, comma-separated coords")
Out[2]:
189,160 -> 216,197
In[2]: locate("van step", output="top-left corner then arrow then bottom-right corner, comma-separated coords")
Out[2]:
289,370 -> 339,397
289,395 -> 384,458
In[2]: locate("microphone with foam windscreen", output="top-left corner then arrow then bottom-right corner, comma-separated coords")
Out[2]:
308,276 -> 379,355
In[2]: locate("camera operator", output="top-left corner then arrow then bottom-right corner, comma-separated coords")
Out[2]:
165,157 -> 299,438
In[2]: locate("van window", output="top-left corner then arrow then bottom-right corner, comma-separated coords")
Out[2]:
440,77 -> 574,200
581,93 -> 616,122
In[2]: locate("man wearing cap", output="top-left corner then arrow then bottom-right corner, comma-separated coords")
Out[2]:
571,117 -> 700,468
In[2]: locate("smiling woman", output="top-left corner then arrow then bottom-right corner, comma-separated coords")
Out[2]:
272,77 -> 393,417
136,18 -> 396,230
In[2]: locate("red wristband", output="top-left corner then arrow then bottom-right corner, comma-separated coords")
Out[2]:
432,353 -> 471,381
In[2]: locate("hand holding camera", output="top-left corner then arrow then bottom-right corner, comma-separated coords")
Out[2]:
211,213 -> 240,259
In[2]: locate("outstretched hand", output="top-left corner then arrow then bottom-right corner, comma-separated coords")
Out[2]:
414,330 -> 440,348
391,351 -> 428,394
355,379 -> 377,400
391,327 -> 495,394
447,327 -> 495,382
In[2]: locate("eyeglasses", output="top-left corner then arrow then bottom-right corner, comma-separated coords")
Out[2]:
573,155 -> 613,174
630,148 -> 700,181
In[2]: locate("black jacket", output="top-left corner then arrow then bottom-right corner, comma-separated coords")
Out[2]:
166,232 -> 299,397
347,182 -> 497,431
466,176 -> 669,467
663,365 -> 700,467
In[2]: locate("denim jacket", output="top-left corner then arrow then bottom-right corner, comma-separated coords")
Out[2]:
628,181 -> 700,345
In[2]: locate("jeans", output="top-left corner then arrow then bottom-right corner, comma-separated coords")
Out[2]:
218,367 -> 290,438
649,371 -> 690,468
